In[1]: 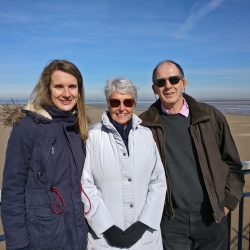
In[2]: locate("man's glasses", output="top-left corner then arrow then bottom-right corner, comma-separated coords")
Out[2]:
109,99 -> 134,108
154,76 -> 182,87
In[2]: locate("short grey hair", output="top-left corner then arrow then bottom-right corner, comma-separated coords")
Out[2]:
104,77 -> 138,106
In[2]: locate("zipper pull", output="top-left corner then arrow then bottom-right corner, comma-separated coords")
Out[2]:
37,172 -> 42,179
51,140 -> 56,154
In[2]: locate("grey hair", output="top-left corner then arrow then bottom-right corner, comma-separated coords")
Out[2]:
104,77 -> 138,106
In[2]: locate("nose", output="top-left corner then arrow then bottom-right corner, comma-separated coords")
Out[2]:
118,102 -> 125,111
165,79 -> 172,88
62,87 -> 70,97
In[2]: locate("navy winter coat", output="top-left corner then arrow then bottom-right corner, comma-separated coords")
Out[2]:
1,104 -> 88,250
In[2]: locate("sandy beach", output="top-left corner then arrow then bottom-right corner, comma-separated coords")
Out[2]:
0,105 -> 249,249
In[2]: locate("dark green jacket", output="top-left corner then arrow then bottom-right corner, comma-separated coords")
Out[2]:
139,94 -> 245,222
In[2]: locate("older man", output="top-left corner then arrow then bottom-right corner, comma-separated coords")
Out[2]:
139,60 -> 245,249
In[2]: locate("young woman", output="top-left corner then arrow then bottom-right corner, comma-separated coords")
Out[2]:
1,60 -> 89,250
82,78 -> 167,249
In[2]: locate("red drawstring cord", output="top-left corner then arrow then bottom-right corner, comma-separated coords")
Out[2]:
51,185 -> 91,215
80,183 -> 92,215
51,187 -> 65,214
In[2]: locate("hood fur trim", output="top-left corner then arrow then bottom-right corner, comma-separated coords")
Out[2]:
24,100 -> 52,120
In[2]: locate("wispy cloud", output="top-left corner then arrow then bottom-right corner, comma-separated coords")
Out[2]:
175,0 -> 224,38
0,13 -> 31,23
186,69 -> 250,77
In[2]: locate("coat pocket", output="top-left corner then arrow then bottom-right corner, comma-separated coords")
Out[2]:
27,209 -> 66,249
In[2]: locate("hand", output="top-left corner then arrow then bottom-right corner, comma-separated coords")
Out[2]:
103,225 -> 130,248
124,221 -> 149,247
224,206 -> 230,215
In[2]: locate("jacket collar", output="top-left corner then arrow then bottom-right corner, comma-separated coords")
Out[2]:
102,111 -> 141,131
108,113 -> 132,133
142,94 -> 210,126
184,94 -> 210,124
23,101 -> 77,125
44,106 -> 77,124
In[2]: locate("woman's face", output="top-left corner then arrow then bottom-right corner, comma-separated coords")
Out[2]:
109,91 -> 134,126
50,70 -> 78,111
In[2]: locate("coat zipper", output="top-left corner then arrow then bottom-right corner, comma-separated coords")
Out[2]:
51,139 -> 56,155
190,125 -> 219,223
143,120 -> 174,218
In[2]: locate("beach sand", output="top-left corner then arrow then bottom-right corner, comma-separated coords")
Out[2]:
0,106 -> 249,249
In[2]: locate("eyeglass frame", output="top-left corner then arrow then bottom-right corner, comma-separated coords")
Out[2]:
153,75 -> 183,87
109,98 -> 134,108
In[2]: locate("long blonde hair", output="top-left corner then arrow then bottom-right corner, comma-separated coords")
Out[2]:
31,59 -> 88,142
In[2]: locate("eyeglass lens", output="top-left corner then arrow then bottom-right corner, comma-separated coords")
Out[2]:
110,99 -> 134,108
155,76 -> 181,87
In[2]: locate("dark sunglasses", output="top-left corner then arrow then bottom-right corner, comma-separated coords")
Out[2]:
154,76 -> 182,87
109,98 -> 134,108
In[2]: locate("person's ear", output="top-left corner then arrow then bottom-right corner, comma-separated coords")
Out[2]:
152,84 -> 157,94
182,78 -> 188,90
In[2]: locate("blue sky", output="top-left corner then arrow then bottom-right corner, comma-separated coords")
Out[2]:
0,0 -> 250,101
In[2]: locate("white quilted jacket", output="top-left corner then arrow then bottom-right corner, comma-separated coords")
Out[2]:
81,112 -> 167,250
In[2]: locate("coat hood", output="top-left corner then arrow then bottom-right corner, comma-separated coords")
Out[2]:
0,101 -> 52,127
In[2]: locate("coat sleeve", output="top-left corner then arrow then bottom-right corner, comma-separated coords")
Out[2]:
1,119 -> 33,249
81,141 -> 115,237
218,115 -> 245,210
138,140 -> 167,230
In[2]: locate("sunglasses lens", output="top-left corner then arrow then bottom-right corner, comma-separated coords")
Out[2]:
169,76 -> 181,85
123,99 -> 134,107
155,78 -> 166,87
155,76 -> 181,86
110,99 -> 134,108
110,99 -> 120,107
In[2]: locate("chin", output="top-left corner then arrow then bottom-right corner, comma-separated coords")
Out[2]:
116,120 -> 128,125
58,106 -> 74,112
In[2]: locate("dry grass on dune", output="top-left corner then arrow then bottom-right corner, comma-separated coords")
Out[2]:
0,101 -> 25,128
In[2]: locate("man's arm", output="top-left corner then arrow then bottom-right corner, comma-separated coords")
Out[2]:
219,114 -> 245,210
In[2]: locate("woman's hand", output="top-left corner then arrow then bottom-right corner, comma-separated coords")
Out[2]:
103,222 -> 149,248
103,225 -> 130,248
124,221 -> 149,247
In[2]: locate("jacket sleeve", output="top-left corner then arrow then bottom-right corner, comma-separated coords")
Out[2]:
218,115 -> 245,210
81,140 -> 115,237
1,119 -> 33,249
138,140 -> 167,230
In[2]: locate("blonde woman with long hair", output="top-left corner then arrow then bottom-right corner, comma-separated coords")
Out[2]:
1,60 -> 89,250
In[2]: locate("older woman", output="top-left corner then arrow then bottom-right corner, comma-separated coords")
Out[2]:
81,78 -> 167,249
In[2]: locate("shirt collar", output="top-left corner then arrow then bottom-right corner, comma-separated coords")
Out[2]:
161,98 -> 189,117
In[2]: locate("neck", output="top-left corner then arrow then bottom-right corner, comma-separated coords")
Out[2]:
162,99 -> 184,114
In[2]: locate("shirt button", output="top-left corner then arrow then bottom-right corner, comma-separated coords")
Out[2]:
130,204 -> 133,208
128,178 -> 132,182
123,153 -> 126,156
